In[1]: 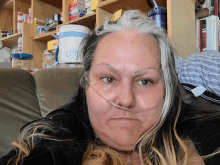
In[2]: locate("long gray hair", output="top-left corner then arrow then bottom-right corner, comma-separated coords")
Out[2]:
12,9 -> 188,165
79,9 -> 185,164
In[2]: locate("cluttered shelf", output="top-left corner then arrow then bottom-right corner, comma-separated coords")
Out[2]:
32,30 -> 57,43
98,0 -> 166,14
57,12 -> 96,30
38,0 -> 62,9
33,12 -> 96,43
0,32 -> 21,48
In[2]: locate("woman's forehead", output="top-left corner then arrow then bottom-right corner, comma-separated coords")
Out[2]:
92,30 -> 161,71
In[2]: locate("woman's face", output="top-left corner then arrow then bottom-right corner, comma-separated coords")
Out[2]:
86,29 -> 164,151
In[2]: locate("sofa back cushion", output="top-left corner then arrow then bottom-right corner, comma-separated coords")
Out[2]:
33,66 -> 84,117
0,68 -> 41,157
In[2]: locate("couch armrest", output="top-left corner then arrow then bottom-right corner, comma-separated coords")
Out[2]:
0,68 -> 41,157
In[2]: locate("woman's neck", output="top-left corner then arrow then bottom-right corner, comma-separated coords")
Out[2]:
122,151 -> 142,165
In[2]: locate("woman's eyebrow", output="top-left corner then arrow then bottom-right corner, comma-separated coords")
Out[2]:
134,68 -> 158,74
96,63 -> 157,74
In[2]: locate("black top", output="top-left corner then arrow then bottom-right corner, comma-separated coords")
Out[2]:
0,142 -> 80,165
1,109 -> 220,165
0,109 -> 91,165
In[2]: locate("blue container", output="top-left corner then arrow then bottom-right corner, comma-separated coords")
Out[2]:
12,53 -> 34,70
148,5 -> 167,30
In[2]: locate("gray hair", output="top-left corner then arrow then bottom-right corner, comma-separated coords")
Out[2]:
79,9 -> 180,163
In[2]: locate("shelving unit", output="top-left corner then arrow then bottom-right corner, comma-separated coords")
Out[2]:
32,30 -> 57,43
57,12 -> 96,30
98,0 -> 166,14
3,0 -> 13,10
0,32 -> 21,48
0,0 -> 197,69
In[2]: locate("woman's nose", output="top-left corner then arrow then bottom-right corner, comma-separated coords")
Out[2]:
114,81 -> 136,109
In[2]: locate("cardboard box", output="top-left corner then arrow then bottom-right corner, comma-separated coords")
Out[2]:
69,0 -> 86,21
85,0 -> 91,8
47,39 -> 58,51
33,18 -> 45,37
91,0 -> 99,11
86,7 -> 94,15
111,9 -> 122,22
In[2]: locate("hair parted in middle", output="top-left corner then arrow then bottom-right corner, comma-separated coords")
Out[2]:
11,9 -> 219,165
79,9 -> 188,165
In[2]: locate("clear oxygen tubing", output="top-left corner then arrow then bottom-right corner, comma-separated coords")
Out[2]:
85,76 -> 169,152
85,76 -> 161,113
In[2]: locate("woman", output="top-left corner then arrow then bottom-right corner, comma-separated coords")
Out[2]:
0,9 -> 220,165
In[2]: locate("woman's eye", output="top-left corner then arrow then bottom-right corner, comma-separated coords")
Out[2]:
102,77 -> 115,83
137,79 -> 151,86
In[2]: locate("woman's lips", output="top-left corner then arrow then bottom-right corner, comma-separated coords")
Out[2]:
110,118 -> 139,125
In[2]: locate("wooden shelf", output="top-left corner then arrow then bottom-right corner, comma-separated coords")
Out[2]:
0,32 -> 21,47
17,0 -> 31,5
3,0 -> 13,10
195,0 -> 210,19
98,0 -> 166,14
32,30 -> 57,43
38,0 -> 62,9
57,13 -> 96,30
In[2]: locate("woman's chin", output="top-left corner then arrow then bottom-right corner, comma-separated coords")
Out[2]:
98,132 -> 139,151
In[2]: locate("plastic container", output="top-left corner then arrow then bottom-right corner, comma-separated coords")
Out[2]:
18,34 -> 22,53
56,24 -> 90,64
42,50 -> 55,68
12,53 -> 34,70
148,5 -> 167,30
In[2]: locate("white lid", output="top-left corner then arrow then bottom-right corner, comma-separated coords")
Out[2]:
59,25 -> 90,34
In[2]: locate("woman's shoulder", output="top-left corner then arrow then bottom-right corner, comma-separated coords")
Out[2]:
1,141 -> 84,165
23,142 -> 83,165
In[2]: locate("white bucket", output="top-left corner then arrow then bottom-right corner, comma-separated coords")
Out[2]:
58,25 -> 90,63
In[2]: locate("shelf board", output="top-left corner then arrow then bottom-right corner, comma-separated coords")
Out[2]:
17,0 -> 31,5
38,0 -> 62,9
98,0 -> 166,14
58,13 -> 96,30
32,30 -> 57,43
196,9 -> 210,19
3,0 -> 13,10
0,32 -> 21,48
195,0 -> 210,19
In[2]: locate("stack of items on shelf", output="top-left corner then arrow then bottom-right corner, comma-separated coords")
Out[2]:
34,13 -> 62,36
195,0 -> 220,52
17,8 -> 32,33
45,14 -> 62,32
33,18 -> 46,37
69,0 -> 86,21
67,0 -> 95,22
0,29 -> 12,38
85,0 -> 94,15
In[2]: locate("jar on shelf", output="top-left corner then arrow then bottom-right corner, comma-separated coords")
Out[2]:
42,50 -> 55,68
12,53 -> 34,71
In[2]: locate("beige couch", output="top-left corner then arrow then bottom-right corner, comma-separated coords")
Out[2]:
0,66 -> 83,157
0,67 -> 219,163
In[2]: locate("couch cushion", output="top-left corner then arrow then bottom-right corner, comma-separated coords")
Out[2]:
33,66 -> 84,117
0,68 -> 41,157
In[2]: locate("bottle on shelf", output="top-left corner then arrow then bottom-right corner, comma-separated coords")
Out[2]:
17,12 -> 24,33
18,34 -> 22,53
